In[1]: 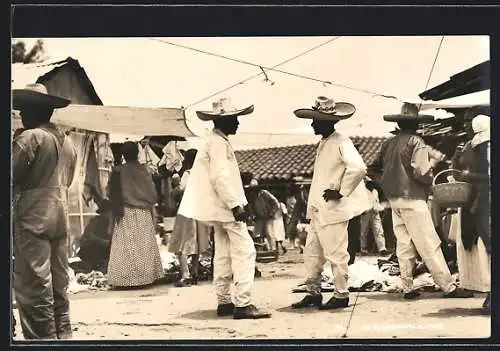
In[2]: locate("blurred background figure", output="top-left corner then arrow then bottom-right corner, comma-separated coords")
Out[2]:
106,141 -> 164,289
168,149 -> 212,287
254,189 -> 287,255
359,178 -> 389,256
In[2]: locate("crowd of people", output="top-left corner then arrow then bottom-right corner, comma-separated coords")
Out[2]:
11,83 -> 490,339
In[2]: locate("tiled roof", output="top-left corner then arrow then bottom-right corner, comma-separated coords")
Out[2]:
234,136 -> 388,181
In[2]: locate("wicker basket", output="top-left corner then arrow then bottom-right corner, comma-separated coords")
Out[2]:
431,169 -> 473,208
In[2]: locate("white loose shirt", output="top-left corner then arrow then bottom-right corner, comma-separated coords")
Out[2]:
307,132 -> 367,225
178,129 -> 248,223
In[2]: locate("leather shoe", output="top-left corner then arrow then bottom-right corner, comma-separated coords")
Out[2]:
233,304 -> 271,319
319,296 -> 349,310
443,287 -> 474,298
291,294 -> 322,309
216,303 -> 235,317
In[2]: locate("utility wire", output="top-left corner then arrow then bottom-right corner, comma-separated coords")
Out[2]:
149,37 -> 402,108
418,36 -> 445,111
149,36 -> 341,109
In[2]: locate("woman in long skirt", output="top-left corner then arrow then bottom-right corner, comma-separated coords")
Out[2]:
107,141 -> 164,288
454,113 -> 491,313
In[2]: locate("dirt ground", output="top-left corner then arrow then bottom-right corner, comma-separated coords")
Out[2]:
12,248 -> 491,342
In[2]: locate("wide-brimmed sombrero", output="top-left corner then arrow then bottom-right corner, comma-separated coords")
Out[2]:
196,97 -> 254,121
383,103 -> 434,122
293,96 -> 356,121
13,83 -> 71,110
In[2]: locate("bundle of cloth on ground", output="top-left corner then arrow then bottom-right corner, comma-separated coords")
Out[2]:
292,257 -> 458,294
67,268 -> 109,294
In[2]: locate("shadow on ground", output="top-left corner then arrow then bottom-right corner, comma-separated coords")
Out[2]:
179,309 -> 229,320
422,307 -> 490,318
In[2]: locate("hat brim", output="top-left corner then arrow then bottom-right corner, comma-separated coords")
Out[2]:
293,102 -> 356,120
196,105 -> 254,121
383,114 -> 435,122
13,89 -> 71,110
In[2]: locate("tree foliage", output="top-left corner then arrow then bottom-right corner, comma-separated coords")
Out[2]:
11,39 -> 46,64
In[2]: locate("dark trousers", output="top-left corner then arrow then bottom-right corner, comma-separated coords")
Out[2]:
13,230 -> 72,339
347,215 -> 361,265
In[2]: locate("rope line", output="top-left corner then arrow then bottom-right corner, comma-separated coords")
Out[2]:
418,36 -> 445,110
148,37 -> 403,108
149,37 -> 341,109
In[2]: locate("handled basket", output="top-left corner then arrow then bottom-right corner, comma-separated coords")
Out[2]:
431,169 -> 473,208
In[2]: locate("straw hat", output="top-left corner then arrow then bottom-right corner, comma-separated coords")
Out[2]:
196,97 -> 254,121
293,96 -> 356,120
12,83 -> 70,110
383,103 -> 434,122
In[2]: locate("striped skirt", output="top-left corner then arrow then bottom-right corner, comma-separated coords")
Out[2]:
107,206 -> 164,287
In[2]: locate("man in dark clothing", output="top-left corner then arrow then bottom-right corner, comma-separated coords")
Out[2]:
12,83 -> 77,339
78,185 -> 113,273
370,103 -> 473,300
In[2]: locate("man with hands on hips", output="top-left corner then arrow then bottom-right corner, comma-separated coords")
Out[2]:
177,97 -> 271,319
291,96 -> 367,310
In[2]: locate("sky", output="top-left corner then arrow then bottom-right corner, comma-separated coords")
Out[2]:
13,36 -> 490,144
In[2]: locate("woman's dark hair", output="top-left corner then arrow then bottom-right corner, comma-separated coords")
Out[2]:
183,149 -> 198,169
122,141 -> 139,162
108,168 -> 124,222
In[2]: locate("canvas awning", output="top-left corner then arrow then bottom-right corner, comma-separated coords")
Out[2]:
12,104 -> 194,137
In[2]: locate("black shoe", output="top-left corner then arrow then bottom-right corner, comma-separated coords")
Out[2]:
443,287 -> 474,298
282,247 -> 287,254
319,296 -> 349,310
216,303 -> 235,317
379,249 -> 390,256
174,278 -> 192,287
404,291 -> 421,300
233,304 -> 271,320
291,294 -> 323,309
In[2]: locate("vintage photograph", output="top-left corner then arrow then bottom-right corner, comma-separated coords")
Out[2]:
11,35 -> 490,341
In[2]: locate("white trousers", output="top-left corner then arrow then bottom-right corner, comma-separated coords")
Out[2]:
360,210 -> 386,252
213,221 -> 256,308
391,203 -> 456,294
304,216 -> 349,298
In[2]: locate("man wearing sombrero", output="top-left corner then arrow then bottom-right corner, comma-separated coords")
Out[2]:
291,96 -> 367,310
12,83 -> 78,339
177,97 -> 271,319
370,103 -> 473,300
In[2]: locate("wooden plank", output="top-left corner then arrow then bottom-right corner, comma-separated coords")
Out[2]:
47,104 -> 195,137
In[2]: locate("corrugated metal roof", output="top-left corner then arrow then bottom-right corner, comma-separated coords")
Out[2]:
11,59 -> 69,89
234,136 -> 388,181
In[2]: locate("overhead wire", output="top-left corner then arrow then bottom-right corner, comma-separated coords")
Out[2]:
418,36 -> 446,111
149,36 -> 341,109
148,37 -> 403,109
